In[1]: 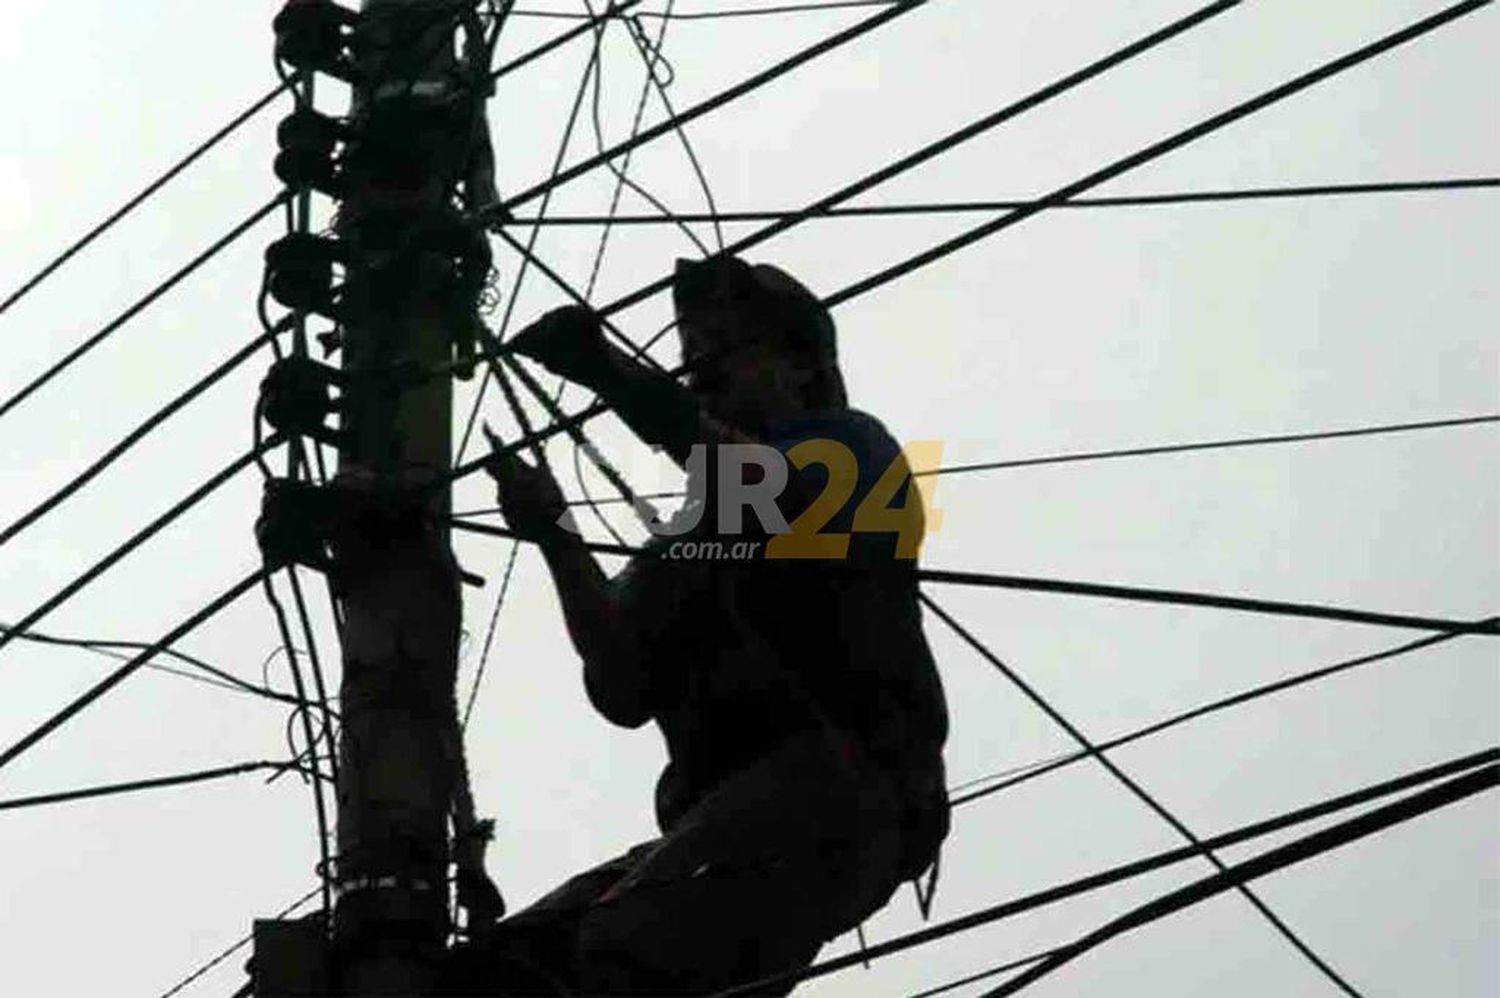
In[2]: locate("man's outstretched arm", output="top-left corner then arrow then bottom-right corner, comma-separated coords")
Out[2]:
485,432 -> 655,728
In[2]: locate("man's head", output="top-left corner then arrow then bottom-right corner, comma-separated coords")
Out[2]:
672,256 -> 846,430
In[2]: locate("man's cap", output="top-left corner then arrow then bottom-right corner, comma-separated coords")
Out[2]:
672,256 -> 837,368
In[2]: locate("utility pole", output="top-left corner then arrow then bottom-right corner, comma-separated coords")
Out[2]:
258,1 -> 496,993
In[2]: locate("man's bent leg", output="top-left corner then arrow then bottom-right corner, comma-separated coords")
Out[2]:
576,730 -> 903,995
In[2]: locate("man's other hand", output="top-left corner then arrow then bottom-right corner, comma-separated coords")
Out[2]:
483,425 -> 574,544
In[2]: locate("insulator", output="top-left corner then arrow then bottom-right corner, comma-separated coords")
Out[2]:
273,0 -> 359,82
277,108 -> 347,153
260,356 -> 347,450
274,147 -> 343,198
265,233 -> 345,316
255,478 -> 336,572
274,110 -> 348,194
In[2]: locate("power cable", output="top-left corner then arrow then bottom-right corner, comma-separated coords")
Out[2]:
921,414 -> 1500,479
488,0 -> 644,81
598,0 -> 1243,316
456,11 -> 612,464
0,568 -> 273,775
261,575 -> 335,920
918,569 -> 1500,635
620,12 -> 726,250
582,0 -> 712,261
0,329 -> 279,551
0,83 -> 289,319
715,747 -> 1499,996
824,0 -> 1493,308
507,177 -> 1500,225
0,438 -> 282,663
0,621 -> 320,710
0,194 -> 289,423
952,616 -> 1498,809
450,413 -> 1500,512
979,764 -> 1499,996
515,1 -> 900,20
920,593 -> 1367,996
908,950 -> 1057,998
0,760 -> 304,813
157,885 -> 323,998
286,567 -> 340,787
448,516 -> 1497,637
489,0 -> 926,215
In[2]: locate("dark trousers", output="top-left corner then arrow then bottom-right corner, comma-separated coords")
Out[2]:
447,729 -> 905,996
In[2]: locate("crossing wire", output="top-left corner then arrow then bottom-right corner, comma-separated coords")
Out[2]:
0,193 -> 289,424
825,0 -> 1494,308
922,593 -> 1365,995
0,760 -> 301,813
505,176 -> 1500,225
450,413 -> 1500,513
0,438 -> 282,664
450,517 -> 1494,638
918,569 -> 1500,635
596,0 -> 1245,316
489,0 -> 927,215
0,621 -> 320,709
0,84 -> 289,319
0,568 -> 273,775
456,3 -> 619,464
157,885 -> 323,998
979,764 -> 1499,996
952,616 -> 1499,810
514,0 -> 900,19
713,748 -> 1500,996
0,2 -> 637,559
447,0 -> 1491,493
14,3 -> 1488,990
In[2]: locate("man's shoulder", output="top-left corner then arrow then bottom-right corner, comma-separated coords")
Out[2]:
769,406 -> 901,466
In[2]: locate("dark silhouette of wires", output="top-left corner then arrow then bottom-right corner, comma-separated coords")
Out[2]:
506,177 -> 1500,226
921,593 -> 1367,996
488,0 -> 926,216
597,0 -> 1244,316
449,412 -> 1499,513
714,747 -> 1498,996
156,884 -> 323,998
825,0 -> 1492,308
449,516 -> 1496,637
923,414 -> 1500,479
0,84 -> 289,319
515,1 -> 901,20
953,617 -> 1498,810
0,621 -> 319,709
979,763 -> 1498,996
0,194 -> 288,424
0,438 -> 281,664
0,328 -> 280,550
0,759 -> 311,813
0,567 -> 272,775
919,569 -> 1499,635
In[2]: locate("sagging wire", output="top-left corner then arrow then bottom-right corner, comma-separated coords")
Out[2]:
452,18 -> 606,726
454,10 -> 609,466
582,0 -> 711,266
261,575 -> 335,922
622,10 -> 725,251
2,622 -> 319,710
920,593 -> 1366,998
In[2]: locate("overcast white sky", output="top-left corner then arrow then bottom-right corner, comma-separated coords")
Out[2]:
0,1 -> 1496,996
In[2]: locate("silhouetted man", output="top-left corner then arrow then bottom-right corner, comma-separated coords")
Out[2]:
450,256 -> 948,995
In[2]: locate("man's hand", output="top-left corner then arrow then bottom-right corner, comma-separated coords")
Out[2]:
507,305 -> 619,392
483,425 -> 575,545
